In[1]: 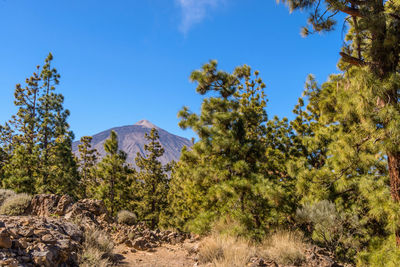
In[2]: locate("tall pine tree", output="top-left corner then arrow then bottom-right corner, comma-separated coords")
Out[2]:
279,0 -> 400,247
78,136 -> 98,198
135,128 -> 170,229
168,61 -> 294,238
96,130 -> 132,215
2,64 -> 42,193
0,53 -> 78,195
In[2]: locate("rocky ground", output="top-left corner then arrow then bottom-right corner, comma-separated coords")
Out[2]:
0,194 -> 345,267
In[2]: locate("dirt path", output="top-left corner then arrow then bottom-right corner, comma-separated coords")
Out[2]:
115,242 -> 198,267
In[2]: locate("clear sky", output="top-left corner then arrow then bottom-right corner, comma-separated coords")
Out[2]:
0,0 -> 343,140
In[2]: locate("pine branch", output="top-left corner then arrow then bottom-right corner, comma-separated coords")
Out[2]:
327,0 -> 364,17
339,52 -> 368,66
339,6 -> 363,17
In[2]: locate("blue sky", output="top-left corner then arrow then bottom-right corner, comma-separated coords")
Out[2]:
0,0 -> 343,140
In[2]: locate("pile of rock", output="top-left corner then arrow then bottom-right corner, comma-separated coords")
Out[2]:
0,193 -> 194,266
28,194 -> 193,251
0,194 -> 111,267
29,194 -> 111,227
0,216 -> 82,267
106,222 -> 193,251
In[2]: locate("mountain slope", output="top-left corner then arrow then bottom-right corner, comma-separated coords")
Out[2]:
72,120 -> 191,167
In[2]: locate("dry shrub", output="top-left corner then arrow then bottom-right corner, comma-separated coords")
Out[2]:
259,231 -> 307,265
0,189 -> 16,206
79,227 -> 115,267
199,234 -> 255,267
198,235 -> 224,264
0,193 -> 31,215
117,210 -> 137,226
80,247 -> 111,267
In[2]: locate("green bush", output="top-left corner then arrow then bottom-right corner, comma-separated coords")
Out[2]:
0,193 -> 31,215
296,200 -> 362,260
0,189 -> 16,207
117,210 -> 137,226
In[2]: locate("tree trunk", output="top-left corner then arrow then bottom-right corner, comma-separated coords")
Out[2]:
388,151 -> 400,245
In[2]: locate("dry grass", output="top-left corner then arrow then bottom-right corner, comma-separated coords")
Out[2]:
79,227 -> 115,267
259,231 -> 307,265
0,193 -> 31,215
198,230 -> 308,266
80,247 -> 111,267
198,234 -> 256,267
0,189 -> 16,206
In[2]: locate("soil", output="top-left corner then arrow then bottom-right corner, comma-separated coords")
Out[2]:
115,241 -> 198,267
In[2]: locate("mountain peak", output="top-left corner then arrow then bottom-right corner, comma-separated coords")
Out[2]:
134,119 -> 159,129
73,121 -> 192,168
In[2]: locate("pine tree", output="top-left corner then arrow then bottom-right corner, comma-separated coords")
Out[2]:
1,65 -> 42,193
96,131 -> 132,215
135,128 -> 170,229
46,133 -> 79,196
279,0 -> 400,247
0,53 -> 78,195
284,75 -> 392,261
36,53 -> 78,195
78,136 -> 98,198
37,53 -> 60,190
168,61 -> 294,237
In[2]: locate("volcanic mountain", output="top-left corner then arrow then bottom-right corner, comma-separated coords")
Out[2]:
72,120 -> 192,167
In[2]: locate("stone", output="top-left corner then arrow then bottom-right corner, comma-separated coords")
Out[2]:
132,237 -> 148,251
15,238 -> 28,249
55,195 -> 75,216
34,229 -> 49,236
0,228 -> 12,249
19,228 -> 34,237
32,250 -> 53,267
60,222 -> 83,242
57,239 -> 70,249
28,194 -> 60,217
125,239 -> 133,247
41,234 -> 57,244
20,219 -> 30,226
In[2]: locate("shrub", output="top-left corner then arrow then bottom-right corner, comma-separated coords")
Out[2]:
117,210 -> 137,226
0,193 -> 31,215
0,189 -> 16,207
80,247 -> 110,267
79,227 -> 115,267
296,200 -> 362,259
198,235 -> 224,264
259,231 -> 306,265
